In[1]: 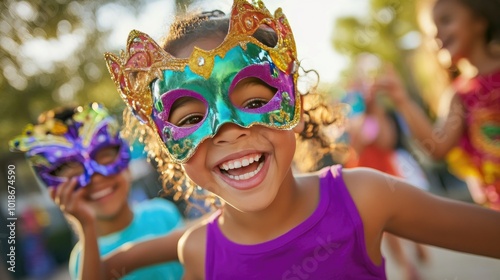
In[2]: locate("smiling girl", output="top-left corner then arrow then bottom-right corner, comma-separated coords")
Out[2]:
106,0 -> 500,279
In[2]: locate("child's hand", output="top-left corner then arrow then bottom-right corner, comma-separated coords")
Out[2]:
370,65 -> 410,106
48,178 -> 95,226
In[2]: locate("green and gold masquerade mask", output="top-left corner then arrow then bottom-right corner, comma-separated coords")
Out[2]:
105,0 -> 300,163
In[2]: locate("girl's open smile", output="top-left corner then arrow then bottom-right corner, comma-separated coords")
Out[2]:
215,151 -> 270,190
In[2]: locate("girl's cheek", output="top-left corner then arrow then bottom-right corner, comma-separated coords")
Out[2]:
182,164 -> 200,182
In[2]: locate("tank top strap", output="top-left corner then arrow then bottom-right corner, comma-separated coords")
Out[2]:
319,164 -> 386,276
319,165 -> 361,225
319,164 -> 364,244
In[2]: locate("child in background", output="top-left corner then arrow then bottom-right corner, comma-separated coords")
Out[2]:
10,103 -> 185,279
342,67 -> 429,279
372,0 -> 500,209
106,0 -> 500,279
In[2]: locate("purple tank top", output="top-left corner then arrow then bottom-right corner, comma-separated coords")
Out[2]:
205,165 -> 386,279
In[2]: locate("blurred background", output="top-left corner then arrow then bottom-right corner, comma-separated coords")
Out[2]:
0,0 -> 498,279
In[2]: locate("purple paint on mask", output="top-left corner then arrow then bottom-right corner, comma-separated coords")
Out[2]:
228,64 -> 295,114
155,89 -> 208,140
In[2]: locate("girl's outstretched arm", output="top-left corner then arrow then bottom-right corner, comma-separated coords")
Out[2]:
101,228 -> 185,279
361,168 -> 500,258
103,213 -> 211,279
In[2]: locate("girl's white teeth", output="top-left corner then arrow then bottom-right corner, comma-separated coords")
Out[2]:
220,154 -> 262,171
90,187 -> 113,200
226,162 -> 264,181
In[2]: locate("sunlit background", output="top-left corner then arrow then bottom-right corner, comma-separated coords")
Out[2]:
0,0 -> 442,154
1,0 -> 499,279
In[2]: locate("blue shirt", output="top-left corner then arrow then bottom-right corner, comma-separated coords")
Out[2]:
69,198 -> 184,279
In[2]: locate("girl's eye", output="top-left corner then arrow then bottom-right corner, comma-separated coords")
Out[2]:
177,114 -> 204,127
168,97 -> 206,127
94,145 -> 120,165
231,77 -> 276,109
243,99 -> 269,109
50,162 -> 83,178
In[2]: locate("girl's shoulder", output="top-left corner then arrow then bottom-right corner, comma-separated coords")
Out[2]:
178,215 -> 212,280
342,167 -> 396,199
340,166 -> 447,230
341,167 -> 410,256
304,165 -> 390,198
179,221 -> 207,256
304,166 -> 393,217
179,213 -> 212,248
340,167 -> 397,220
312,166 -> 388,194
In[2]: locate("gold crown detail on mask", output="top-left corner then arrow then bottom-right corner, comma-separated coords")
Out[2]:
104,0 -> 297,126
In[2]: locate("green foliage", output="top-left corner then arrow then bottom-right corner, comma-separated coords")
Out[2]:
333,0 -> 418,68
330,0 -> 430,114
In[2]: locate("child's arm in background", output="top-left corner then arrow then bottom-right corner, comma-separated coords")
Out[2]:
78,221 -> 104,279
345,89 -> 397,156
363,88 -> 398,151
101,229 -> 184,278
345,168 -> 500,259
49,178 -> 106,280
371,65 -> 465,159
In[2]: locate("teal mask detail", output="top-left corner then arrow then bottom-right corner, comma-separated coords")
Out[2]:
151,43 -> 299,163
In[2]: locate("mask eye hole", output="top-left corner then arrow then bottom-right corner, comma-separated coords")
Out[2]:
93,145 -> 120,165
168,97 -> 207,127
230,77 -> 277,110
50,162 -> 84,178
251,24 -> 278,48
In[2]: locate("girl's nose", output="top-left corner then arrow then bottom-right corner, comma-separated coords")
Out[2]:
212,123 -> 250,145
88,171 -> 108,186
